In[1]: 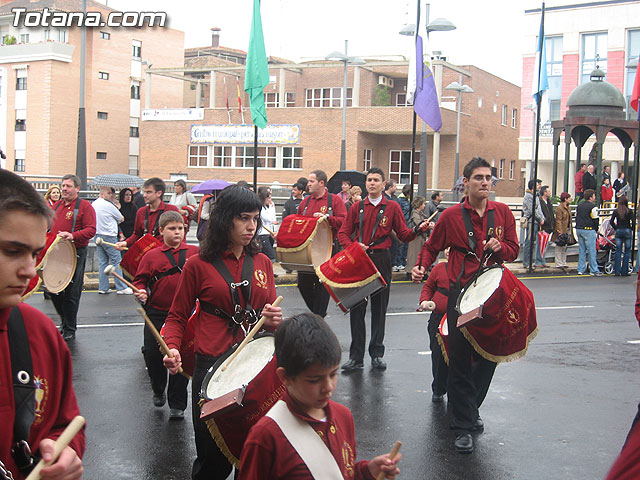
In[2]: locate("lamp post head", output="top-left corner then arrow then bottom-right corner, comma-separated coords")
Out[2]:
445,82 -> 473,94
427,17 -> 456,32
399,24 -> 415,36
326,51 -> 347,62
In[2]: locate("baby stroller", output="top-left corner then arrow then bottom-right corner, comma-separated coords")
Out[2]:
596,219 -> 632,275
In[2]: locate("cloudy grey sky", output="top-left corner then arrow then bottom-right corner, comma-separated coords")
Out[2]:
107,0 -> 529,86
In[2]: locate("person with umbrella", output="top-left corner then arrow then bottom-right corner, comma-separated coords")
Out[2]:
169,179 -> 197,232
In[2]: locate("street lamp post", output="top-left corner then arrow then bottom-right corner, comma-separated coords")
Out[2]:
445,81 -> 473,200
326,40 -> 365,171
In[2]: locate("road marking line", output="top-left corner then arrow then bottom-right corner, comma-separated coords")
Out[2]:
417,351 -> 432,355
78,322 -> 143,328
387,312 -> 423,316
537,305 -> 595,310
628,340 -> 640,344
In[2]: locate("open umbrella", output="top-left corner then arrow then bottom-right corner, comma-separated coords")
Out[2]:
90,173 -> 144,188
326,170 -> 366,195
190,179 -> 231,194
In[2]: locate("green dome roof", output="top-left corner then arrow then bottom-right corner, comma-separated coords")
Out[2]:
566,69 -> 626,118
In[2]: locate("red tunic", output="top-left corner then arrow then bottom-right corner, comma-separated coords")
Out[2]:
297,190 -> 347,236
419,261 -> 449,315
239,391 -> 374,480
415,199 -> 519,286
163,250 -> 277,357
124,201 -> 180,247
0,304 -> 85,479
575,169 -> 585,193
605,421 -> 640,480
601,185 -> 614,203
338,196 -> 417,250
50,198 -> 96,248
133,242 -> 199,312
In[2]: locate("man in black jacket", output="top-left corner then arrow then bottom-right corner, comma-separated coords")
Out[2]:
282,182 -> 304,219
575,189 -> 602,276
582,164 -> 597,193
539,186 -> 554,234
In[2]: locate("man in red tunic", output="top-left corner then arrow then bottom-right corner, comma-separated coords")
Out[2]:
411,157 -> 519,454
0,170 -> 84,479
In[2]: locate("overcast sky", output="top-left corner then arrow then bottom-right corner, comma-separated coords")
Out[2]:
106,0 -> 528,86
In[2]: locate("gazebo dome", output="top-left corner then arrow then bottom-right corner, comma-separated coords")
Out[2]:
565,69 -> 626,119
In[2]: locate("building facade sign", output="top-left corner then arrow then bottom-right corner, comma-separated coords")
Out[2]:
142,108 -> 204,121
190,124 -> 300,145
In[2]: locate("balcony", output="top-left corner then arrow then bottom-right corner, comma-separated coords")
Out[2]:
0,42 -> 74,63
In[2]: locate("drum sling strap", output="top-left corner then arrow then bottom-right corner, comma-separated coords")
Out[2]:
199,255 -> 260,336
453,203 -> 496,289
50,197 -> 82,234
144,207 -> 165,237
7,307 -> 37,476
358,200 -> 388,247
266,401 -> 343,480
148,249 -> 187,296
301,192 -> 333,216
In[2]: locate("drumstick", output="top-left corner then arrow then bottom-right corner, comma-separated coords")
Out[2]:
375,441 -> 402,480
221,295 -> 283,372
96,237 -> 128,250
426,209 -> 440,223
263,226 -> 275,236
137,307 -> 191,380
104,265 -> 142,294
25,416 -> 86,480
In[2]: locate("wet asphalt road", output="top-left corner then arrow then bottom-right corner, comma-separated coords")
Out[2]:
26,274 -> 640,480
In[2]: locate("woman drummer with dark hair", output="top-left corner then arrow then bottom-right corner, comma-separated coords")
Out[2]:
163,185 -> 283,479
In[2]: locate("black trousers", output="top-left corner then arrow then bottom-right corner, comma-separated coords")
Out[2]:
51,245 -> 87,335
143,306 -> 188,410
446,287 -> 497,431
348,249 -> 392,361
427,312 -> 448,396
191,355 -> 233,480
297,271 -> 330,318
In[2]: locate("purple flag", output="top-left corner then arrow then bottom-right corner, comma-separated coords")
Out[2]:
413,35 -> 442,132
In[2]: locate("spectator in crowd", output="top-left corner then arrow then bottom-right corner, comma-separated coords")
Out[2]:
575,189 -> 602,276
297,176 -> 309,194
582,164 -> 597,193
610,195 -> 635,276
406,196 -> 428,274
282,182 -> 304,219
613,171 -> 631,198
169,179 -> 197,232
539,186 -> 555,235
257,186 -> 278,263
384,180 -> 401,271
522,179 -> 546,269
603,165 -> 611,183
393,184 -> 412,272
601,177 -> 614,206
44,184 -> 61,208
131,185 -> 146,209
575,163 -> 586,201
426,191 -> 444,222
118,188 -> 138,240
344,185 -> 362,211
338,179 -> 352,203
552,192 -> 574,270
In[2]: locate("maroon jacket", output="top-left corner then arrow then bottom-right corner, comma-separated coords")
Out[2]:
297,190 -> 347,237
51,198 -> 96,247
125,201 -> 180,247
419,261 -> 449,315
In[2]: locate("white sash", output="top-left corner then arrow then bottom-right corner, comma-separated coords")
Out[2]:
266,400 -> 343,480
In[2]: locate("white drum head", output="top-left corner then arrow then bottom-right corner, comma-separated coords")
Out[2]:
458,267 -> 503,315
310,220 -> 332,266
41,239 -> 77,294
205,336 -> 275,400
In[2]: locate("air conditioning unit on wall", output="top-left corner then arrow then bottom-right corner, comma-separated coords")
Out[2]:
378,76 -> 394,88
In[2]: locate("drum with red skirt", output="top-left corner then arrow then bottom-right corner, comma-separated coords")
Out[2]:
276,215 -> 333,272
120,234 -> 162,279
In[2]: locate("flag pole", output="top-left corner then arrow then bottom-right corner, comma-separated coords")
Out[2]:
529,2 -> 545,274
253,125 -> 258,191
408,1 -> 421,206
631,94 -> 640,269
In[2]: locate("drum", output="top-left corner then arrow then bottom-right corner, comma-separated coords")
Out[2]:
120,234 -> 162,279
21,233 -> 76,300
276,215 -> 332,272
455,264 -> 538,363
316,242 -> 387,313
436,314 -> 449,365
199,333 -> 285,467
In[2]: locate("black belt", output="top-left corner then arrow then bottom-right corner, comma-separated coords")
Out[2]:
578,226 -> 593,230
366,248 -> 388,256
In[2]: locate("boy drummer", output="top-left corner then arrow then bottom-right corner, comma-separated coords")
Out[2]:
133,211 -> 199,420
239,313 -> 402,479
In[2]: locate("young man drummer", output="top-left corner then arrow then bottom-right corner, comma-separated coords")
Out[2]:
411,157 -> 519,454
133,211 -> 198,420
338,168 -> 430,372
115,177 -> 179,249
296,170 -> 346,318
0,170 -> 84,479
239,313 -> 402,479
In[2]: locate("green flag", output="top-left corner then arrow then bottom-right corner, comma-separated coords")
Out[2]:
244,0 -> 269,129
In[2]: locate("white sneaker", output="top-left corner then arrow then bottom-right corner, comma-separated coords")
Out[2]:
98,289 -> 112,294
117,287 -> 133,295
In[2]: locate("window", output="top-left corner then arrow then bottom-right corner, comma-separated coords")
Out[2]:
43,29 -> 50,41
509,160 -> 515,180
511,108 -> 517,128
58,30 -> 67,43
264,92 -> 279,107
234,146 -> 277,168
98,72 -> 109,80
14,158 -> 24,172
499,159 -> 505,179
501,105 -> 508,126
550,99 -> 562,121
15,119 -> 25,131
581,32 -> 607,84
97,111 -> 108,120
389,150 -> 419,184
132,44 -> 141,59
16,77 -> 26,90
626,30 -> 640,119
100,31 -> 110,40
286,92 -> 295,107
282,147 -> 303,169
364,149 -> 372,171
396,93 -> 408,106
96,152 -> 107,160
130,83 -> 140,100
129,126 -> 139,137
188,145 -> 208,167
213,146 -> 232,167
19,34 -> 29,44
305,87 -> 352,107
